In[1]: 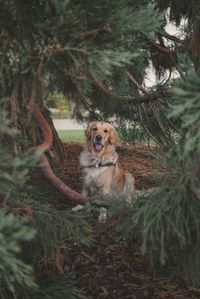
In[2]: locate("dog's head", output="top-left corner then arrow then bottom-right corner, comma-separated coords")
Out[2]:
85,121 -> 119,153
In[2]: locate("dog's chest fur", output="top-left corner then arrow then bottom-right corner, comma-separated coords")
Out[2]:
80,148 -> 118,196
84,167 -> 107,195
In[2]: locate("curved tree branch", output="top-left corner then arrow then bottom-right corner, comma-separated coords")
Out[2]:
92,73 -> 173,104
126,70 -> 149,95
39,155 -> 94,205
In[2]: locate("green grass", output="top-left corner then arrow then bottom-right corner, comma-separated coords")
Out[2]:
57,130 -> 85,142
57,128 -> 152,143
51,111 -> 70,119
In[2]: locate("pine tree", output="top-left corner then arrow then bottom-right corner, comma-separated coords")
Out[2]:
1,0 -> 200,292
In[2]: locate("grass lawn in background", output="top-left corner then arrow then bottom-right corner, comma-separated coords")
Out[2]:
57,130 -> 85,142
57,128 -> 154,144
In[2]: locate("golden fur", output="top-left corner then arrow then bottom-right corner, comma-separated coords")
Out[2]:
80,122 -> 135,220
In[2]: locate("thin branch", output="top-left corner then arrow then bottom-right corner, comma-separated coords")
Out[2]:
162,30 -> 184,44
53,60 -> 87,82
51,43 -> 89,55
92,74 -> 113,96
145,36 -> 183,77
151,41 -> 176,55
80,98 -> 100,120
92,73 -> 173,104
126,70 -> 149,95
79,23 -> 112,39
160,69 -> 172,86
141,32 -> 176,56
92,73 -> 138,101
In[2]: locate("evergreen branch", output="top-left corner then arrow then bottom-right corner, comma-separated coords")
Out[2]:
53,60 -> 87,81
51,43 -> 89,56
126,70 -> 149,95
92,73 -> 113,97
161,30 -> 184,44
80,98 -> 100,120
92,73 -> 173,103
92,73 -> 138,101
151,40 -> 176,55
145,36 -> 183,76
79,23 -> 112,39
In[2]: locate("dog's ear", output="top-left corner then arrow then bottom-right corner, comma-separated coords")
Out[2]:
85,122 -> 94,141
109,126 -> 119,145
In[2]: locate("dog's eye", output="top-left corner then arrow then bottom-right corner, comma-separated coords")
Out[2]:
93,127 -> 97,131
104,129 -> 108,133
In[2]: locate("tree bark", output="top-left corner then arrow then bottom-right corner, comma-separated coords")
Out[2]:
10,75 -> 66,165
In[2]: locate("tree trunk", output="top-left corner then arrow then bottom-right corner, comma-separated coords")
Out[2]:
10,74 -> 66,166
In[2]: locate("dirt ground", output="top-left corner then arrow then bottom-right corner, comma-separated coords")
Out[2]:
61,143 -> 200,299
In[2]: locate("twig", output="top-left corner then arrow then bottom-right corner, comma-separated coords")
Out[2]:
52,43 -> 89,55
92,73 -> 142,102
79,24 -> 112,39
92,74 -> 113,97
92,73 -> 173,104
151,40 -> 176,55
161,30 -> 184,44
126,70 -> 149,95
80,98 -> 100,120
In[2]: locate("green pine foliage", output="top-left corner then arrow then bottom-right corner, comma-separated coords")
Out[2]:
0,108 -> 93,298
7,193 -> 94,299
0,1 -> 166,297
0,210 -> 36,295
0,0 -> 165,138
170,70 -> 200,155
1,0 -> 200,293
110,69 -> 200,286
0,110 -> 36,296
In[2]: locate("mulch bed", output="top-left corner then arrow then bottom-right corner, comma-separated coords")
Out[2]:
61,142 -> 200,299
62,142 -> 163,192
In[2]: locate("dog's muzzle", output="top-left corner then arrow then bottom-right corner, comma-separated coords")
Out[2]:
94,135 -> 104,151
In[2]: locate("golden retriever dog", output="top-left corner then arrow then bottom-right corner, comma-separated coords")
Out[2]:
80,121 -> 135,222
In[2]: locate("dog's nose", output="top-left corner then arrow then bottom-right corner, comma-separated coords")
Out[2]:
96,135 -> 102,142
